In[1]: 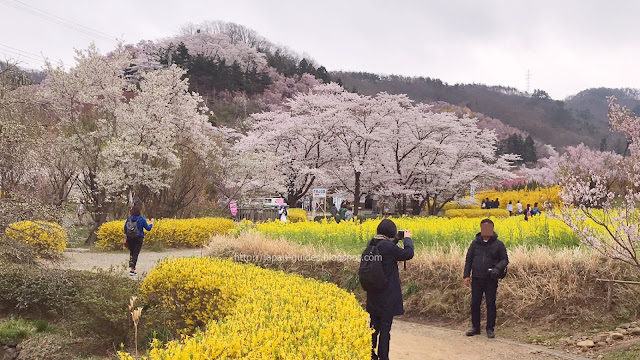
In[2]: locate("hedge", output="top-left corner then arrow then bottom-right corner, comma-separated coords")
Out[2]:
96,217 -> 235,250
121,257 -> 370,359
4,221 -> 67,258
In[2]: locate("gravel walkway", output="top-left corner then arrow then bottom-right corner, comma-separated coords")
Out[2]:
51,248 -> 589,360
54,247 -> 204,277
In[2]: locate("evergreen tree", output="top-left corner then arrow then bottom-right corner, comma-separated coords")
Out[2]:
600,137 -> 608,151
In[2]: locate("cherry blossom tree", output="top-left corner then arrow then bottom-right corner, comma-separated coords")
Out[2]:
243,84 -> 517,215
519,149 -> 560,186
0,65 -> 42,197
406,115 -> 518,215
324,88 -> 393,215
557,97 -> 640,267
211,149 -> 285,207
40,44 -> 217,244
133,31 -> 268,74
241,83 -> 342,206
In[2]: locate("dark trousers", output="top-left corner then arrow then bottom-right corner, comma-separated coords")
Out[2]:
128,236 -> 143,270
471,277 -> 498,331
370,315 -> 393,360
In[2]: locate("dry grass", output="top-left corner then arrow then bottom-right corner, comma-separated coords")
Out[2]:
205,232 -> 351,258
205,232 -> 640,327
406,246 -> 640,326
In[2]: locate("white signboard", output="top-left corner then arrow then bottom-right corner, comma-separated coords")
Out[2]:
312,189 -> 327,198
470,184 -> 476,200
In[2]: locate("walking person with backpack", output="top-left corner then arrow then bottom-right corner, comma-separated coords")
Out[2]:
463,219 -> 509,339
360,219 -> 414,360
123,206 -> 154,276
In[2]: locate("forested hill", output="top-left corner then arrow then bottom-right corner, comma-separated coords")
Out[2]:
332,71 -> 634,152
565,88 -> 640,152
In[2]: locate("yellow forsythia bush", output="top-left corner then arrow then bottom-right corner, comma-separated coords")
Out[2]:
430,201 -> 481,211
124,257 -> 371,359
444,209 -> 511,218
96,217 -> 236,250
287,208 -> 308,222
140,257 -> 241,332
4,221 -> 67,258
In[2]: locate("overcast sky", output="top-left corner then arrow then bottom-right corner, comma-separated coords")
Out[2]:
1,0 -> 638,99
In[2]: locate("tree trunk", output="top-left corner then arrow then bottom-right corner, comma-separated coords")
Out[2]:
428,196 -> 438,216
85,209 -> 108,245
287,193 -> 300,208
401,195 -> 407,215
85,195 -> 110,245
411,199 -> 422,216
353,171 -> 361,216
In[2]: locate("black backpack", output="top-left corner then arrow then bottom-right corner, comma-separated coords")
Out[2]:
359,241 -> 387,292
125,217 -> 141,240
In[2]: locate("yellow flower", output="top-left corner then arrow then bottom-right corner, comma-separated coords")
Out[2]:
124,257 -> 371,359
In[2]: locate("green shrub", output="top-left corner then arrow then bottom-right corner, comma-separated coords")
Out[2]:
0,237 -> 37,265
0,317 -> 35,345
70,268 -> 140,347
0,263 -> 79,318
0,263 -> 139,348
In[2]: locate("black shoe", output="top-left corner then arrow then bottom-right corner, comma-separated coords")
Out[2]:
487,329 -> 495,338
466,328 -> 481,336
371,349 -> 379,360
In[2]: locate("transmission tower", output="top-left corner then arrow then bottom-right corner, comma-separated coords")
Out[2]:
526,69 -> 532,94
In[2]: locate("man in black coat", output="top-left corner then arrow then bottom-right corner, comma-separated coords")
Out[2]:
366,219 -> 414,360
463,218 -> 508,339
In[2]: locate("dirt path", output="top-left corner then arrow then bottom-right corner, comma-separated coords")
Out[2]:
55,248 -> 204,276
390,320 -> 588,360
52,249 -> 588,360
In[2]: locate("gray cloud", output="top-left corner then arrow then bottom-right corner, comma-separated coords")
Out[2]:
1,0 -> 638,99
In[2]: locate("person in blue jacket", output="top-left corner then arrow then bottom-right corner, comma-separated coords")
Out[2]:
123,206 -> 154,276
532,202 -> 541,216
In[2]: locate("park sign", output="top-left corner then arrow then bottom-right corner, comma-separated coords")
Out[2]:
229,201 -> 238,216
312,189 -> 327,198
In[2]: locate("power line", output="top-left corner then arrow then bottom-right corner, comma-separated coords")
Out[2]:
0,43 -> 42,59
0,44 -> 47,65
0,0 -> 117,43
8,0 -> 117,40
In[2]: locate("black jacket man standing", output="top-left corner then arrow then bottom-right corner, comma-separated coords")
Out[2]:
463,218 -> 508,338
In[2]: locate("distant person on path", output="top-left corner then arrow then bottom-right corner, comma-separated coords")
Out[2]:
330,203 -> 338,221
494,198 -> 500,209
338,202 -> 348,221
278,204 -> 288,223
484,198 -> 490,209
345,205 -> 354,221
481,199 -> 486,209
532,202 -> 541,216
75,200 -> 86,223
463,219 -> 509,339
516,200 -> 523,215
524,204 -> 532,221
123,206 -> 154,276
506,201 -> 513,216
364,219 -> 414,360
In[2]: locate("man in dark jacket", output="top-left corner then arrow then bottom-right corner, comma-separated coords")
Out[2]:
366,219 -> 414,360
463,219 -> 508,339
